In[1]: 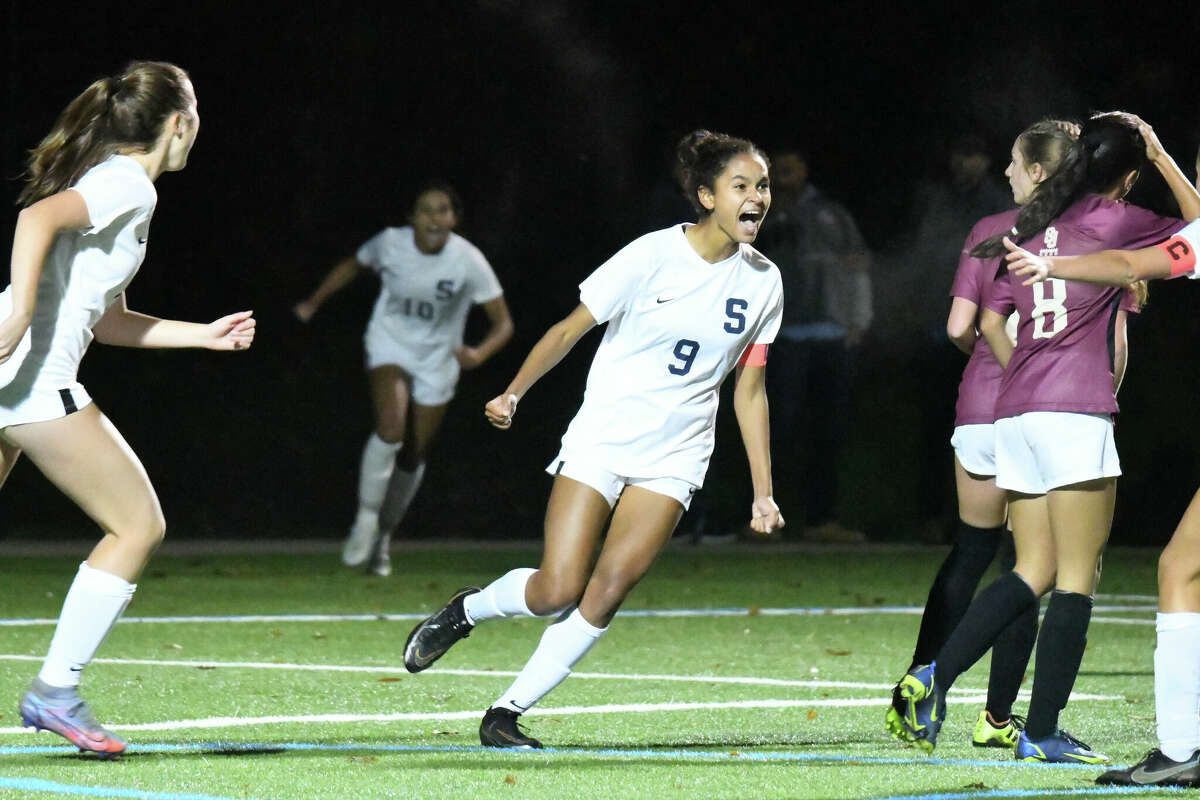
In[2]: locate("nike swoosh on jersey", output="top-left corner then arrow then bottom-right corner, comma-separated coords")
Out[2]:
656,297 -> 674,304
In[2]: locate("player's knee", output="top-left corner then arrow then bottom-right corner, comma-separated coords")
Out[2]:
527,572 -> 585,616
582,571 -> 636,620
1158,545 -> 1200,593
375,423 -> 405,445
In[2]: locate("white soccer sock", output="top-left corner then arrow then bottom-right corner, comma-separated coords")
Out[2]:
463,568 -> 538,625
353,434 -> 401,534
38,563 -> 137,688
1155,612 -> 1200,761
494,608 -> 607,713
379,462 -> 426,534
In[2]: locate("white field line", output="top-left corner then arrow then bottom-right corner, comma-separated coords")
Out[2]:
0,691 -> 1125,735
0,604 -> 1156,628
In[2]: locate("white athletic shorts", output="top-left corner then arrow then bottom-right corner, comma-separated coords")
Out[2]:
950,423 -> 996,477
0,381 -> 92,430
994,411 -> 1120,495
545,453 -> 698,510
363,327 -> 458,406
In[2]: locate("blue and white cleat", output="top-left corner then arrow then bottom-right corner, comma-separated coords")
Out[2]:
19,679 -> 126,758
1015,728 -> 1110,764
898,662 -> 946,753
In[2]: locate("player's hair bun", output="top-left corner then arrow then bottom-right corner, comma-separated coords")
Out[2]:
674,129 -> 765,217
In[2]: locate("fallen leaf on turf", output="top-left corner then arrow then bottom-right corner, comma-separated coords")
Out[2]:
378,677 -> 402,683
312,632 -> 326,640
825,649 -> 852,656
729,750 -> 740,757
348,756 -> 378,763
433,729 -> 460,736
195,666 -> 216,671
747,605 -> 760,616
504,774 -> 517,785
166,643 -> 183,650
807,710 -> 818,720
963,783 -> 988,790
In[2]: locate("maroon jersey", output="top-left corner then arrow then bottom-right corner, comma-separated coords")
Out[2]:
951,208 -> 1018,426
985,195 -> 1182,419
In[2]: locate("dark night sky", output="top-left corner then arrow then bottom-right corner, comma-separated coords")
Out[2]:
1,1 -> 1198,543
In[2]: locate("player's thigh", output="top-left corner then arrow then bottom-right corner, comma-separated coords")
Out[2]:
1159,488 -> 1200,609
537,475 -> 612,589
589,485 -> 683,596
2,404 -> 163,537
367,365 -> 412,442
954,454 -> 1006,528
0,437 -> 21,490
1009,493 -> 1055,593
1046,477 -> 1115,595
403,402 -> 449,464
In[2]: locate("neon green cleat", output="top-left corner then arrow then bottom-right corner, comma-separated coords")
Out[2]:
972,710 -> 1023,748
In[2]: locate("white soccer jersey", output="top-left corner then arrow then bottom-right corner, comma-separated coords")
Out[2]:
0,155 -> 156,398
357,228 -> 503,376
559,225 -> 784,486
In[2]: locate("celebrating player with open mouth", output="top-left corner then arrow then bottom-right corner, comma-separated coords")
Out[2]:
402,129 -> 785,748
6,61 -> 255,757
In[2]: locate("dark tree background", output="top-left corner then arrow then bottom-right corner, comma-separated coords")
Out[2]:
2,1 -> 1197,544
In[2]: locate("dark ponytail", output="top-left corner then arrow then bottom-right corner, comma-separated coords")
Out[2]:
1078,111 -> 1147,195
675,129 -> 768,218
971,120 -> 1085,258
18,61 -> 193,207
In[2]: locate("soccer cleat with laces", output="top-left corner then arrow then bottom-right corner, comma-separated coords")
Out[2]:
403,587 -> 480,673
898,662 -> 946,753
972,710 -> 1024,748
1015,728 -> 1110,764
479,706 -> 542,749
19,679 -> 126,757
1096,749 -> 1200,787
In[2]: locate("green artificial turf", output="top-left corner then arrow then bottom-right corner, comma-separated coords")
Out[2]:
0,542 -> 1176,799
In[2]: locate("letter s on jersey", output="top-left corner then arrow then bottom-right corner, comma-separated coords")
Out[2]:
724,298 -> 748,334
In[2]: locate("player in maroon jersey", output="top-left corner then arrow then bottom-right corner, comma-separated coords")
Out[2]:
1005,215 -> 1200,785
887,121 -> 1080,751
897,112 -> 1199,764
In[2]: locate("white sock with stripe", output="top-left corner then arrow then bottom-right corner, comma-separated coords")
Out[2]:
493,608 -> 606,713
38,563 -> 137,688
463,568 -> 538,624
1155,612 -> 1200,761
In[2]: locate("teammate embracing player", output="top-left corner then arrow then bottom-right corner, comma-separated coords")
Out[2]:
402,129 -> 785,748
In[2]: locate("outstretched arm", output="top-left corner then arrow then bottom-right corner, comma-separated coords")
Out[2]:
293,257 -> 361,322
93,293 -> 255,351
456,295 -> 515,370
1004,236 -> 1172,286
484,303 -> 596,429
733,363 -> 784,534
1,190 -> 91,363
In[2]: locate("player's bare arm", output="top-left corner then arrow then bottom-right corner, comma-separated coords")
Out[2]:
978,308 -> 1013,369
485,303 -> 596,429
1004,236 -> 1167,286
733,362 -> 783,533
93,293 -> 255,350
456,295 -> 514,370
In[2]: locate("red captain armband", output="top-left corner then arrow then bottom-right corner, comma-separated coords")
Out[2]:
738,343 -> 769,367
1158,234 -> 1197,278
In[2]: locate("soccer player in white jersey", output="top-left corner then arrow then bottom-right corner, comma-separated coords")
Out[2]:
402,129 -> 785,748
294,184 -> 513,576
1006,217 -> 1200,786
4,62 -> 255,757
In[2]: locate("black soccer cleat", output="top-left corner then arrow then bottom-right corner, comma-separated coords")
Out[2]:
1096,749 -> 1200,787
479,706 -> 542,749
403,587 -> 480,673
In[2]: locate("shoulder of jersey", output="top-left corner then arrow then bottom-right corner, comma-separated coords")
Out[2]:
741,243 -> 778,273
971,207 -> 1020,237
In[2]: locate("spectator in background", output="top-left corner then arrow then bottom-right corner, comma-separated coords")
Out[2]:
754,149 -> 872,542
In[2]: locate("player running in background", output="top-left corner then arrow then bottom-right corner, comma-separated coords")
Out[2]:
1005,214 -> 1200,785
294,184 -> 513,576
899,112 -> 1199,764
7,62 -> 256,757
402,130 -> 785,748
887,120 -> 1081,751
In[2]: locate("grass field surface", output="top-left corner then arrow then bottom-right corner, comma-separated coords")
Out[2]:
0,540 -> 1177,799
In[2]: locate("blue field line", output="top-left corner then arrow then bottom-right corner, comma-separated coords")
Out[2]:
0,740 -> 1124,770
870,786 -> 1183,799
0,775 -> 249,800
